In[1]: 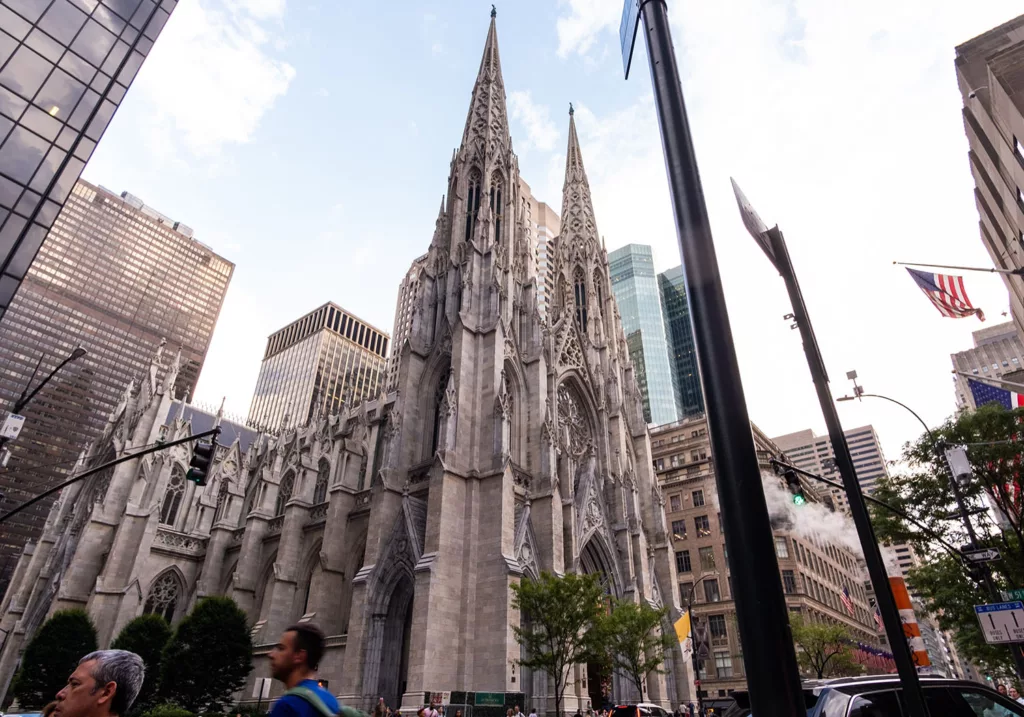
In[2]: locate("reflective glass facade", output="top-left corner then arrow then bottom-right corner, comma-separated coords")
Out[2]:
0,0 -> 176,320
608,244 -> 677,425
248,303 -> 389,432
658,265 -> 704,418
0,179 -> 232,580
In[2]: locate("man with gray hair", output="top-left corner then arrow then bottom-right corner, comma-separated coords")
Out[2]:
53,650 -> 144,717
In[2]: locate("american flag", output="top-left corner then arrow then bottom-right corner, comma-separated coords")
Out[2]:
968,378 -> 1024,409
873,605 -> 884,632
906,268 -> 985,321
841,585 -> 855,616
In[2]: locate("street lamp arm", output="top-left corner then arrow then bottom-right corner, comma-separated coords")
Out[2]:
770,458 -> 967,565
13,348 -> 86,415
846,393 -> 934,441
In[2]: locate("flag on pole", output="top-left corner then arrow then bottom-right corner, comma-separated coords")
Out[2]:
873,605 -> 884,632
968,377 -> 1024,409
906,268 -> 985,321
840,585 -> 855,616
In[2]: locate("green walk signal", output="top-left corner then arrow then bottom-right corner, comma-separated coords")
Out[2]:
792,493 -> 807,506
186,439 -> 217,486
783,468 -> 807,507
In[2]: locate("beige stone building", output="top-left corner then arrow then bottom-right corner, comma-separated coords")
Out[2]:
951,321 -> 1024,409
652,416 -> 880,701
0,13 -> 685,715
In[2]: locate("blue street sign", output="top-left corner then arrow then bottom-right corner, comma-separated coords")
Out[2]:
620,0 -> 641,78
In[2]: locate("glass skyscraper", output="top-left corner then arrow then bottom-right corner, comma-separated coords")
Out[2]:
0,0 -> 177,320
658,265 -> 704,418
608,244 -> 677,425
248,303 -> 389,432
0,180 -> 232,582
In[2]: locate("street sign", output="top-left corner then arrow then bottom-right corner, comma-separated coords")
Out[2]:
963,547 -> 1001,563
619,0 -> 641,79
976,602 -> 1024,644
252,677 -> 271,699
1002,589 -> 1024,601
0,414 -> 24,441
475,693 -> 504,707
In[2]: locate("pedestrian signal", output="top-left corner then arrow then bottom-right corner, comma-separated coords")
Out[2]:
187,439 -> 217,486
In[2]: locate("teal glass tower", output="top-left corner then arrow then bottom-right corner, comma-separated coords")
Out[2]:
659,265 -> 705,418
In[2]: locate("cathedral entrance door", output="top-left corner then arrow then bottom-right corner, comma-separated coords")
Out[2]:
587,660 -> 609,710
377,575 -> 414,709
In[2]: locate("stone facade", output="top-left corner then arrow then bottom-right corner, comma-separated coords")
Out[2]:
0,14 -> 684,715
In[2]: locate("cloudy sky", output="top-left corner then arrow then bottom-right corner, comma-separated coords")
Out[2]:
81,0 -> 1021,463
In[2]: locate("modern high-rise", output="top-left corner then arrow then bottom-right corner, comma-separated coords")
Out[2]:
0,179 -> 231,582
951,321 -> 1024,408
248,303 -> 389,432
534,199 -> 560,321
773,426 -> 891,515
608,243 -> 676,425
0,0 -> 178,320
658,265 -> 704,419
956,15 -> 1024,343
653,416 -> 883,704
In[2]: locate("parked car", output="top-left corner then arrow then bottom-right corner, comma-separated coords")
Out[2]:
725,674 -> 1023,716
610,703 -> 672,717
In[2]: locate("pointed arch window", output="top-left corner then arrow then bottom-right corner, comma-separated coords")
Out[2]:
313,461 -> 329,505
275,473 -> 294,516
593,269 -> 604,318
160,468 -> 186,527
490,174 -> 503,243
573,267 -> 588,332
144,571 -> 182,623
465,170 -> 482,242
431,371 -> 449,455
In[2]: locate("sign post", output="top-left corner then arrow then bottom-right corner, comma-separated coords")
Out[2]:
0,414 -> 24,442
976,602 -> 1024,644
962,547 -> 1001,563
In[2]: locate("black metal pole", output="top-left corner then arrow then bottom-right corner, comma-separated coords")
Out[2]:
685,575 -> 715,715
638,3 -> 805,715
0,427 -> 219,525
766,227 -> 928,717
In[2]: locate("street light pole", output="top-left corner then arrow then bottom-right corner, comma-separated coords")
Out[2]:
837,382 -> 1024,678
685,573 -> 719,717
0,347 -> 87,452
619,5 -> 805,714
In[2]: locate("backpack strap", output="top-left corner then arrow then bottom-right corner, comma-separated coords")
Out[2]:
284,686 -> 340,717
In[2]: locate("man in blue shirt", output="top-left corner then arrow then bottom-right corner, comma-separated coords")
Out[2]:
269,624 -> 340,717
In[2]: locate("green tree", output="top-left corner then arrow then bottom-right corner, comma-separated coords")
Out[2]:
872,402 -> 1024,675
511,572 -> 607,717
11,609 -> 98,708
111,614 -> 172,715
600,600 -> 676,701
790,615 -> 861,679
158,597 -> 252,713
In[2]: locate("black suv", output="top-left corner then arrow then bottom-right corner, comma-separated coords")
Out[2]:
724,675 -> 1024,716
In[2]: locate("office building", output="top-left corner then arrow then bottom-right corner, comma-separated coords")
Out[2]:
608,243 -> 676,425
0,180 -> 232,584
387,253 -> 428,391
653,415 -> 882,703
952,321 -> 1024,408
658,265 -> 704,419
773,426 -> 890,514
534,198 -> 560,321
248,302 -> 389,431
0,0 -> 178,319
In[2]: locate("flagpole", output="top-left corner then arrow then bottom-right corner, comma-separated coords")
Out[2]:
953,370 -> 1024,393
895,260 -> 1024,277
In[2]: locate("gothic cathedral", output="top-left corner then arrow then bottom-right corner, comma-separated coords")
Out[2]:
0,13 -> 687,714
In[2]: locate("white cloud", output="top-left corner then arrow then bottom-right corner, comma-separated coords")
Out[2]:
509,90 -> 560,152
132,0 -> 295,159
316,87 -> 330,98
548,0 -> 1024,462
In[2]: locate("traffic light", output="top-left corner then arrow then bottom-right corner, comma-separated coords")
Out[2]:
186,439 -> 217,486
783,469 -> 806,506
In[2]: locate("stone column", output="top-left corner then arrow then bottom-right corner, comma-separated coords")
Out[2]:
230,514 -> 270,616
197,525 -> 233,598
263,496 -> 310,638
307,487 -> 356,635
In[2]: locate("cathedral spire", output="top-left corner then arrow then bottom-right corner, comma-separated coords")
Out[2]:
558,106 -> 599,259
459,11 -> 511,159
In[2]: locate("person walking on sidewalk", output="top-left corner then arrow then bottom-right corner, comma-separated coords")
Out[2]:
53,650 -> 145,717
269,624 -> 343,717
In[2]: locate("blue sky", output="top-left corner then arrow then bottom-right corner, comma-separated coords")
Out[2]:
81,0 -> 1023,461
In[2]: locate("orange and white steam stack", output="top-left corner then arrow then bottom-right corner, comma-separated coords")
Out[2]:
890,576 -> 931,669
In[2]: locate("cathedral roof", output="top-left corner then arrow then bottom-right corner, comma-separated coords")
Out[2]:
167,400 -> 260,453
557,107 -> 600,262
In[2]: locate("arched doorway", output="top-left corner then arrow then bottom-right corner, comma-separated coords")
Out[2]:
581,539 -> 617,709
376,575 -> 414,709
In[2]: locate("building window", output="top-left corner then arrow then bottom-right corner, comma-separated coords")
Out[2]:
490,175 -> 503,242
695,515 -> 711,537
699,546 -> 716,571
671,519 -> 687,540
782,570 -> 797,594
774,536 -> 789,559
573,266 -> 588,332
692,489 -> 705,507
160,468 -> 186,527
465,171 -> 481,241
275,473 -> 294,516
313,460 -> 329,504
714,651 -> 733,679
670,494 -> 681,512
704,579 -> 721,603
708,614 -> 727,639
679,581 -> 694,604
144,572 -> 181,623
676,550 -> 691,573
